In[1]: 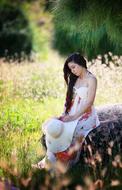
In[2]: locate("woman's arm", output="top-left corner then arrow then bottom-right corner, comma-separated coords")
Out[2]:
62,76 -> 97,122
58,102 -> 67,120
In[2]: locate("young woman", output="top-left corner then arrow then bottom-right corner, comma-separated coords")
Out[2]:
33,52 -> 100,170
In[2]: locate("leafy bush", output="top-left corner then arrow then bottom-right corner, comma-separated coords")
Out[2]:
0,3 -> 32,60
52,0 -> 122,60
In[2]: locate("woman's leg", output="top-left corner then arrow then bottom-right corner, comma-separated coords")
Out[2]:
34,150 -> 56,169
32,150 -> 56,169
32,134 -> 56,169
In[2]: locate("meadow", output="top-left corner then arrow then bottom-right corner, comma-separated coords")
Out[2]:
0,52 -> 122,189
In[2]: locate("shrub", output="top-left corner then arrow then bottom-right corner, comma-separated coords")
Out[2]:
0,3 -> 32,60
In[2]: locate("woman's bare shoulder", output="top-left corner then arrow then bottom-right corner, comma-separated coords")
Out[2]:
87,71 -> 96,79
87,71 -> 97,84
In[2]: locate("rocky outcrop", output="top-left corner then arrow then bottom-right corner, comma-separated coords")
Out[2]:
81,104 -> 122,163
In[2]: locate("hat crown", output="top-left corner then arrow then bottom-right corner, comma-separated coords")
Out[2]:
46,119 -> 64,138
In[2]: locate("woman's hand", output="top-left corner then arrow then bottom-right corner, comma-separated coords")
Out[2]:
61,115 -> 75,122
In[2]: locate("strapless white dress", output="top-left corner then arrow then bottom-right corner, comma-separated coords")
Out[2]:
44,85 -> 100,165
67,86 -> 100,137
60,86 -> 100,140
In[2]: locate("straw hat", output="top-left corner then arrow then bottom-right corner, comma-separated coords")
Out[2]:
42,118 -> 78,153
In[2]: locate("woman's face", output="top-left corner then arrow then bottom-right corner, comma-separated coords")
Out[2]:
68,62 -> 83,76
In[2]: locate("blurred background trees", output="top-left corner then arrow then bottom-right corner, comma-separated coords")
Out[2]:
0,1 -> 33,60
0,0 -> 52,61
0,0 -> 121,61
52,0 -> 122,60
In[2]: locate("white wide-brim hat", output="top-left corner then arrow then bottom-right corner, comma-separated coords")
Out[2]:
42,118 -> 79,153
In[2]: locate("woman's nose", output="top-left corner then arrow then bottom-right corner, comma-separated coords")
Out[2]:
72,69 -> 75,73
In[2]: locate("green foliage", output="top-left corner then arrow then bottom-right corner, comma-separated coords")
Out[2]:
29,22 -> 50,60
52,0 -> 122,60
0,55 -> 122,187
0,3 -> 32,60
0,97 -> 64,176
0,98 -> 63,131
0,100 -> 37,131
0,1 -> 54,61
21,1 -> 53,60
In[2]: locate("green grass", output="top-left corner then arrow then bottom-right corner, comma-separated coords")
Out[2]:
0,96 -> 65,175
0,54 -> 122,189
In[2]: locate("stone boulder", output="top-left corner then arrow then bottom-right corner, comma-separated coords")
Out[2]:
81,104 -> 122,163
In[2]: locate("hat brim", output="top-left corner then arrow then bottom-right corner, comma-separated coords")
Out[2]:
42,117 -> 58,134
45,119 -> 79,153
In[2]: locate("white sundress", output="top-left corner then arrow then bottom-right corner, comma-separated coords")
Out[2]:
63,86 -> 100,166
68,85 -> 100,137
46,85 -> 100,166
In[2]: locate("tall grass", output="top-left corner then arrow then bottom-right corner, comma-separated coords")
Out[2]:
0,52 -> 122,189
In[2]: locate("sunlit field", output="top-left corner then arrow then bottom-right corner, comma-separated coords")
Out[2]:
0,0 -> 122,189
0,52 -> 122,189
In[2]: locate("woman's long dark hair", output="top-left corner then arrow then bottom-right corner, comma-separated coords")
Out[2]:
63,52 -> 87,114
